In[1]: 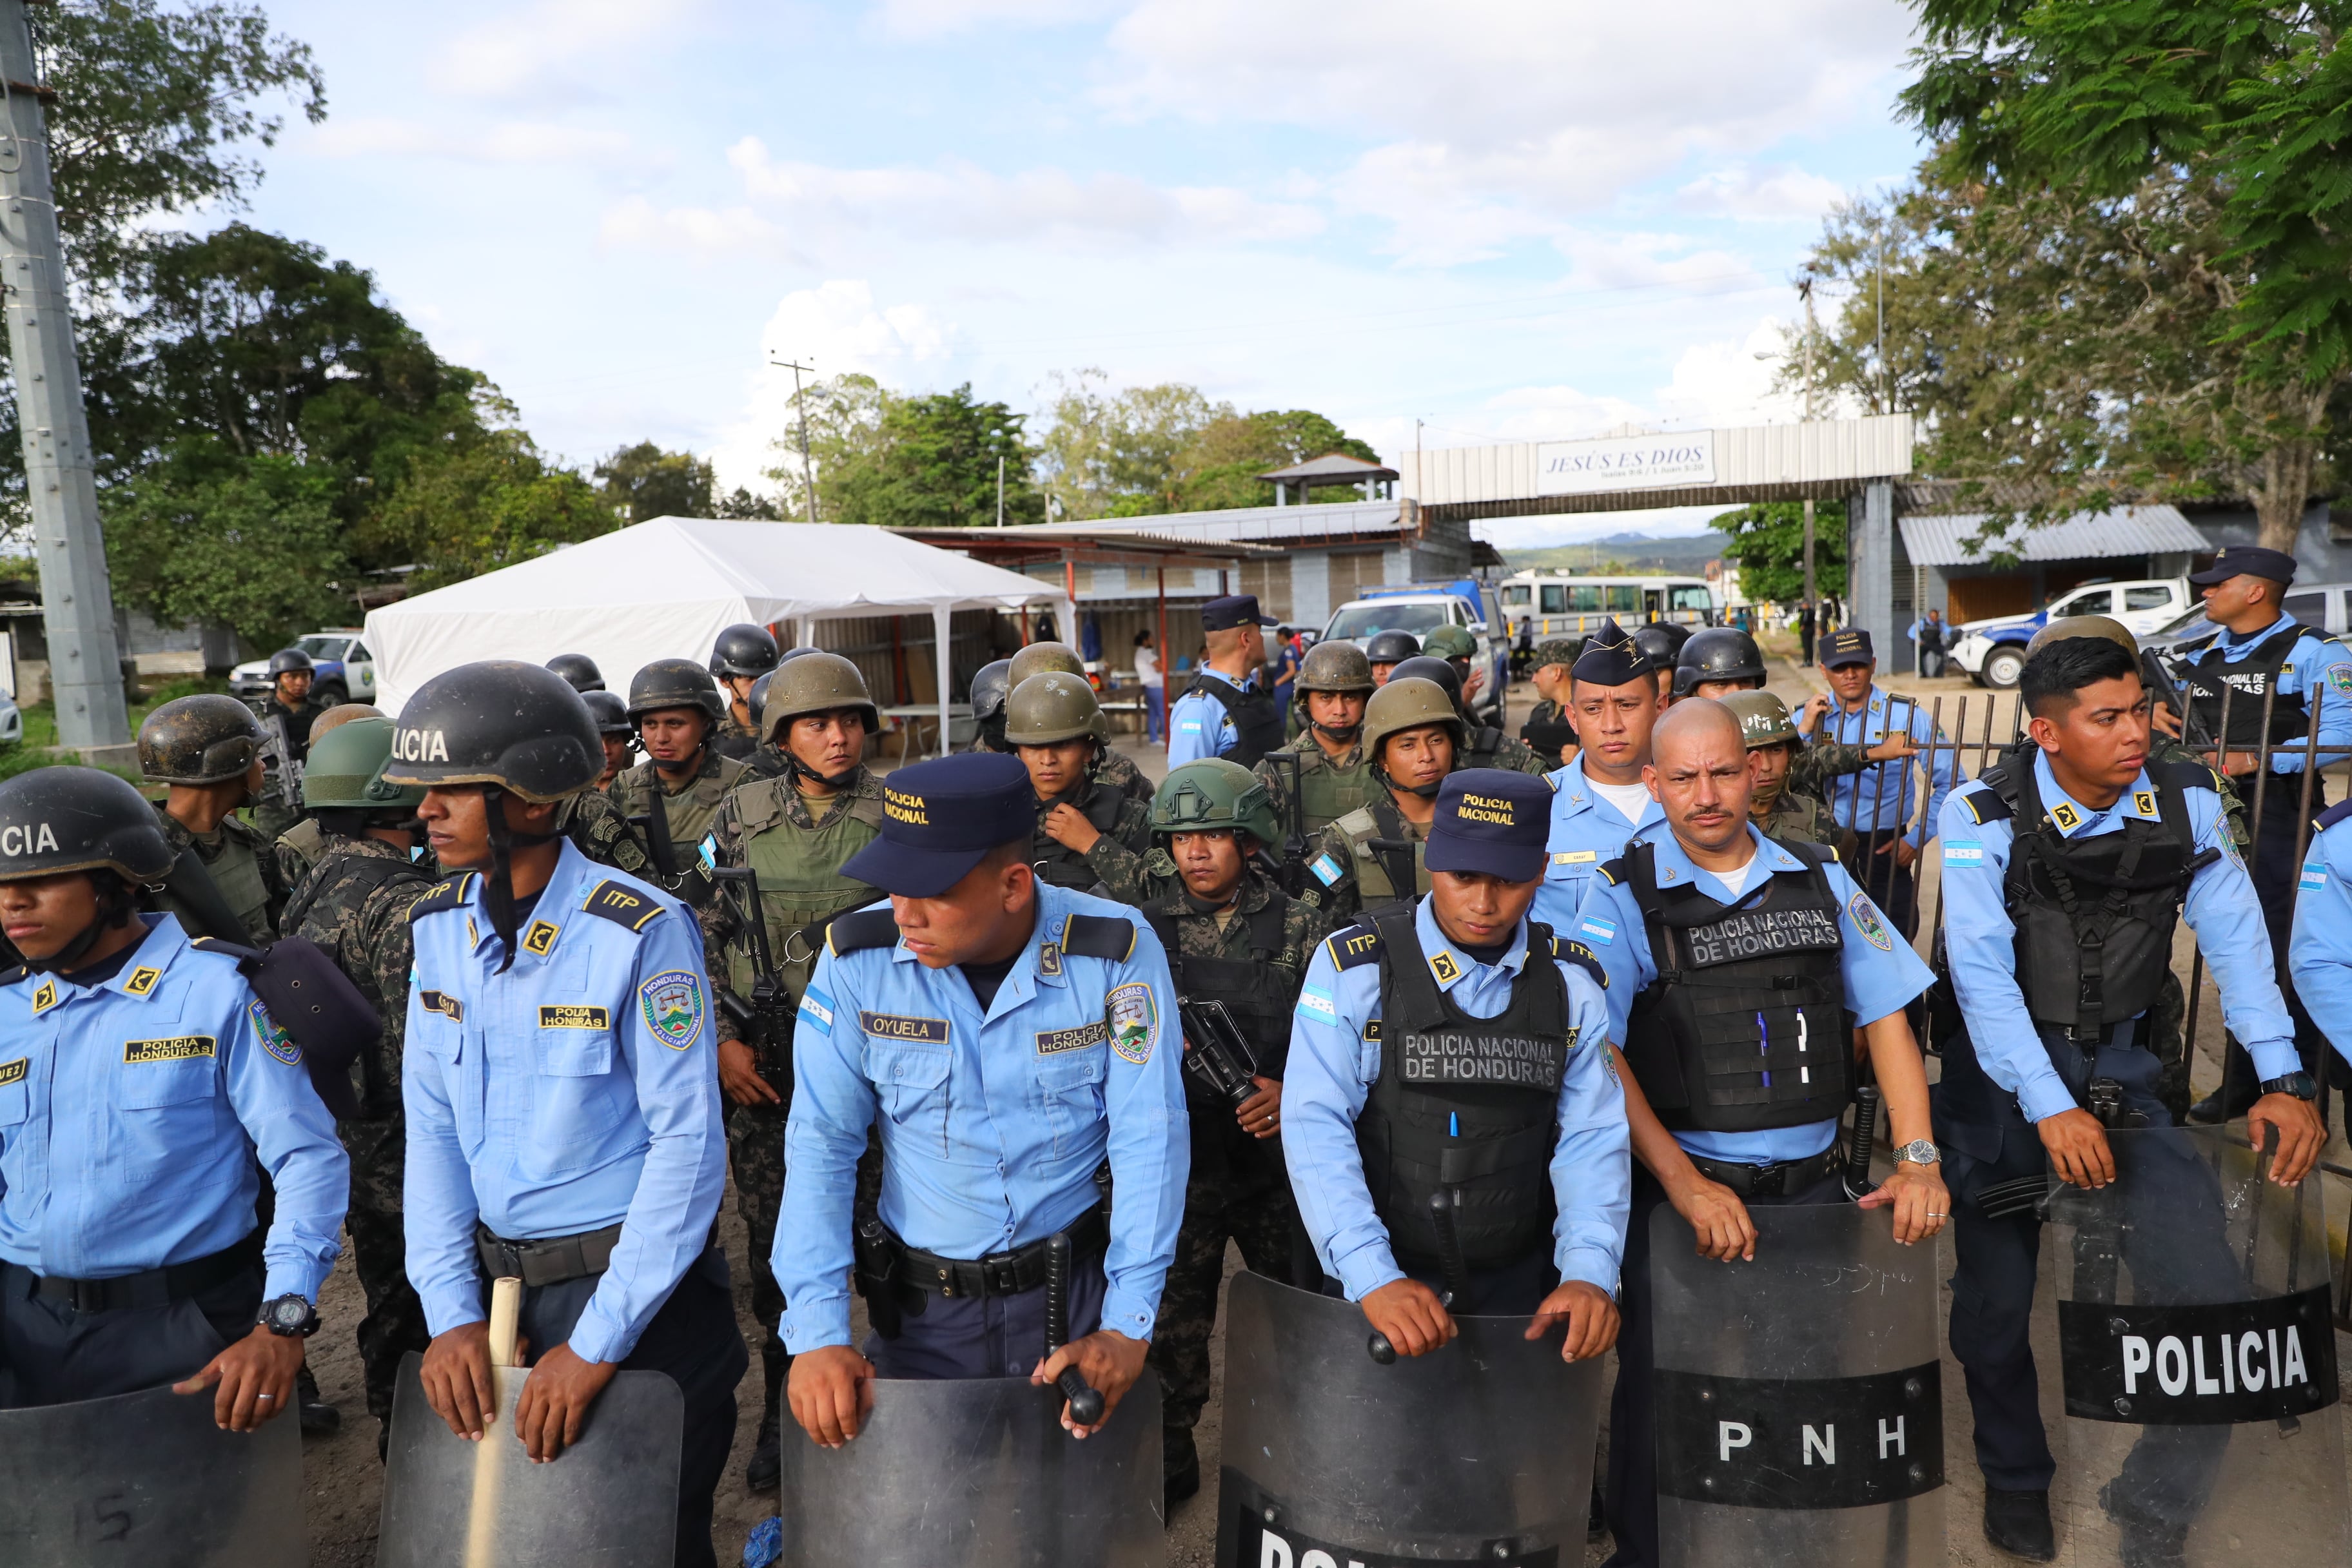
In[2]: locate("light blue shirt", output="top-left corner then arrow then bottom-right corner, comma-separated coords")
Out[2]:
1574,823 -> 1934,1164
0,916 -> 348,1301
2289,812 -> 2352,1071
1814,683 -> 1964,847
1534,752 -> 1665,935
1282,896 -> 1629,1302
1940,752 -> 2297,1122
2191,612 -> 2352,771
1166,665 -> 1255,765
776,885 -> 1188,1353
403,841 -> 727,1366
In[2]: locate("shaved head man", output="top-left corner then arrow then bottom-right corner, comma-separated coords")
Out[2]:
1644,700 -> 1752,858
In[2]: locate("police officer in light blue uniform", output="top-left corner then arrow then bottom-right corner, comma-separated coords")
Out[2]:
0,767 -> 348,1423
1810,627 -> 1963,935
2291,800 -> 2352,1077
1576,699 -> 1948,1568
1535,621 -> 1666,934
1283,769 -> 1628,1362
777,750 -> 1186,1447
388,662 -> 741,1568
1166,594 -> 1284,769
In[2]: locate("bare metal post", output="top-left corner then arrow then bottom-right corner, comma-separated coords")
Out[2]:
0,5 -> 130,758
772,355 -> 820,522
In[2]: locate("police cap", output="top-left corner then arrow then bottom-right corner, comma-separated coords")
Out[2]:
0,766 -> 175,884
839,752 -> 1034,898
1819,628 -> 1874,669
2188,545 -> 2296,587
137,693 -> 264,786
1201,594 -> 1277,632
1570,618 -> 1652,687
1425,769 -> 1552,883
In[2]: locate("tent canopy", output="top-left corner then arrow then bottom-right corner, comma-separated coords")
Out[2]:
364,517 -> 1072,747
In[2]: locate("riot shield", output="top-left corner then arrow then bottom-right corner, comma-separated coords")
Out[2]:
1650,1202 -> 1945,1568
2044,1124 -> 2347,1565
0,1381 -> 304,1565
774,1371 -> 1162,1566
376,1352 -> 683,1567
1216,1270 -> 1605,1567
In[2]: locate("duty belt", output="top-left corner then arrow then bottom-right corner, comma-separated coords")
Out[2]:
892,1204 -> 1109,1300
15,1233 -> 259,1313
475,1222 -> 625,1288
1685,1146 -> 1839,1199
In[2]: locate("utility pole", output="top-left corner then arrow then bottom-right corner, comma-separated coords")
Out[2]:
0,5 -> 129,758
1798,271 -> 1820,611
995,455 -> 1004,527
770,355 -> 820,522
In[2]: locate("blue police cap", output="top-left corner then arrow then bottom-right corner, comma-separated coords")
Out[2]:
2188,545 -> 2297,587
1425,769 -> 1555,883
839,752 -> 1034,897
1821,627 -> 1874,668
1570,618 -> 1651,687
1202,594 -> 1278,632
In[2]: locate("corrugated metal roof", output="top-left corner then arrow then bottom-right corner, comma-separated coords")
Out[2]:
1006,499 -> 1407,547
1897,504 -> 2205,566
1399,414 -> 1915,505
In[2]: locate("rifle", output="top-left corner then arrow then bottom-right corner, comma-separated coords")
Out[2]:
710,864 -> 796,1101
1176,996 -> 1260,1112
2141,647 -> 2215,754
1259,750 -> 1311,900
623,776 -> 680,879
257,707 -> 303,810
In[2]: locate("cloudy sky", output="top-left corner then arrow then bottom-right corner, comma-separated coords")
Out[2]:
243,1 -> 1925,542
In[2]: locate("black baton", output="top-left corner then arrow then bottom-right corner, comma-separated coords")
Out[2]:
1044,1231 -> 1104,1426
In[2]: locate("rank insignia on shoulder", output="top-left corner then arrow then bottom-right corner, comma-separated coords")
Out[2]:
1327,923 -> 1382,970
2133,791 -> 2155,817
1038,941 -> 1063,977
406,872 -> 478,922
1063,913 -> 1137,962
522,920 -> 560,956
583,880 -> 665,932
123,965 -> 162,997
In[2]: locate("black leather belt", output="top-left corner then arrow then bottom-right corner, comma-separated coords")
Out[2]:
1686,1146 -> 1839,1199
475,1222 -> 625,1289
894,1204 -> 1109,1300
14,1235 -> 257,1313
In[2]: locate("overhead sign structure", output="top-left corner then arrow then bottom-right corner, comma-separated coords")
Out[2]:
1536,431 -> 1718,496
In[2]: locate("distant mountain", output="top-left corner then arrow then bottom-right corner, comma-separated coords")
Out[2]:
1500,531 -> 1725,575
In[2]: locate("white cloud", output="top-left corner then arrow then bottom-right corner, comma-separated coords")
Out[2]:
598,194 -> 801,260
875,0 -> 1123,38
310,117 -> 634,165
1655,315 -> 1805,428
438,0 -> 705,101
1675,164 -> 1850,222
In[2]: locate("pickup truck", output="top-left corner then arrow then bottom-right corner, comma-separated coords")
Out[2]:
1945,578 -> 2192,689
230,629 -> 377,705
1322,578 -> 1511,725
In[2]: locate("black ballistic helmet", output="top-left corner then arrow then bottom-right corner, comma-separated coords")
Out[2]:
582,689 -> 634,736
710,622 -> 781,680
0,767 -> 177,885
627,656 -> 728,723
1363,629 -> 1422,667
970,659 -> 1014,723
1388,654 -> 1465,708
779,645 -> 820,663
745,671 -> 776,726
137,693 -> 264,785
380,660 -> 604,802
1632,622 -> 1692,669
545,652 -> 605,692
267,647 -> 315,677
1674,627 -> 1766,696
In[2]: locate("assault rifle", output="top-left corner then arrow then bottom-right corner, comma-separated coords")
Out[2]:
2141,647 -> 2215,754
1258,750 -> 1312,901
259,707 -> 303,811
1176,997 -> 1260,1112
710,864 -> 796,1101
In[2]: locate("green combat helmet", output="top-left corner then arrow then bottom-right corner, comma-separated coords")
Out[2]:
1718,689 -> 1800,750
1004,671 -> 1103,747
300,716 -> 426,812
627,656 -> 728,723
760,651 -> 879,743
138,694 -> 264,785
1420,624 -> 1478,663
1361,676 -> 1466,764
1293,639 -> 1374,706
1152,758 -> 1282,850
1009,642 -> 1086,686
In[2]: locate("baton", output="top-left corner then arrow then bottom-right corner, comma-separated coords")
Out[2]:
1043,1232 -> 1105,1427
1844,1085 -> 1881,1199
1368,1190 -> 1471,1364
462,1276 -> 524,1568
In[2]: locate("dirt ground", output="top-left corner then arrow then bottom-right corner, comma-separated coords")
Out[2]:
292,660 -> 2352,1565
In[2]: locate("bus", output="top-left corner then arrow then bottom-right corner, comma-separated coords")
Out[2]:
1494,572 -> 1718,640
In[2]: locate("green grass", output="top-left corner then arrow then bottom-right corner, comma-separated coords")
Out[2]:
0,678 -> 230,783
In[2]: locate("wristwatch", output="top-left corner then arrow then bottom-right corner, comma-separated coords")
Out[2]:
259,1294 -> 320,1338
1894,1139 -> 1941,1168
2258,1071 -> 2318,1101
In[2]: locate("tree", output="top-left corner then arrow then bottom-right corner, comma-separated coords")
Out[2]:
1034,369 -> 1228,520
1173,409 -> 1382,511
1709,501 -> 1847,603
774,379 -> 1043,529
595,440 -> 712,525
362,426 -> 606,589
103,448 -> 348,649
764,373 -> 887,522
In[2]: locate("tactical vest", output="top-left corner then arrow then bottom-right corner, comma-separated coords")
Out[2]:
732,776 -> 886,1002
280,842 -> 429,937
276,816 -> 327,882
1615,838 -> 1855,1133
1333,798 -> 1427,908
1188,673 -> 1284,769
1143,891 -> 1297,1182
2180,621 -> 2313,748
1353,906 -> 1571,1269
1268,741 -> 1379,834
614,751 -> 748,867
170,815 -> 273,943
1029,780 -> 1128,889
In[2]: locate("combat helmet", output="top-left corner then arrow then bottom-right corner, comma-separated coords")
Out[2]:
300,716 -> 426,812
138,693 -> 264,785
1718,689 -> 1800,750
710,623 -> 781,680
627,656 -> 727,723
1674,627 -> 1766,696
1633,622 -> 1692,670
1151,758 -> 1281,850
1361,676 -> 1466,763
0,767 -> 175,885
1363,629 -> 1421,669
267,647 -> 314,678
1387,655 -> 1465,713
1420,625 -> 1478,664
761,651 -> 879,743
1010,642 -> 1086,687
545,653 -> 604,693
2027,614 -> 2139,657
1295,640 -> 1374,696
1004,672 -> 1104,748
381,660 -> 603,802
582,689 -> 634,736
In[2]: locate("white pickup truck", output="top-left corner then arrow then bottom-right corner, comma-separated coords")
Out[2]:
1946,577 -> 2193,689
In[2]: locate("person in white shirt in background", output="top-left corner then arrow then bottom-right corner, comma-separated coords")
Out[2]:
1134,631 -> 1164,745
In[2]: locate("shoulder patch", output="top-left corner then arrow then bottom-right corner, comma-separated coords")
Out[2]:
1596,857 -> 1625,887
122,965 -> 162,997
406,872 -> 478,921
582,879 -> 665,932
0,965 -> 27,989
2317,797 -> 2352,835
1959,787 -> 2014,825
1551,936 -> 1607,988
1062,912 -> 1137,962
827,907 -> 901,956
1326,921 -> 1383,970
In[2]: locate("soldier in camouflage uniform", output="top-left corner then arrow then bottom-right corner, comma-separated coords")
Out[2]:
1520,637 -> 1579,768
1391,654 -> 1550,776
1010,672 -> 1156,888
1720,690 -> 1861,850
607,657 -> 748,902
138,693 -> 284,943
583,688 -> 637,787
272,701 -> 386,889
728,669 -> 790,781
277,716 -> 435,1454
250,647 -> 335,844
1086,759 -> 1331,1507
697,652 -> 887,1490
709,622 -> 781,763
1300,676 -> 1464,923
1254,639 -> 1378,841
1009,641 -> 1155,804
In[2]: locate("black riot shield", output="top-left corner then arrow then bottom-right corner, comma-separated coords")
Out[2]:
1650,1202 -> 1945,1568
1215,1270 -> 1605,1567
774,1371 -> 1161,1565
376,1352 -> 683,1567
0,1382 -> 304,1565
2044,1124 -> 2346,1565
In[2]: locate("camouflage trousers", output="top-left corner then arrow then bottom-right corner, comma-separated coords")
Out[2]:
340,1117 -> 431,1433
725,1099 -> 788,1404
1148,1157 -> 1309,1464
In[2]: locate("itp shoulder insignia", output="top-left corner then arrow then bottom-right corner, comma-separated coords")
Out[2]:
583,879 -> 665,933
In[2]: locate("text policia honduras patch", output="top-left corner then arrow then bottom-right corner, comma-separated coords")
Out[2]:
124,1035 -> 217,1064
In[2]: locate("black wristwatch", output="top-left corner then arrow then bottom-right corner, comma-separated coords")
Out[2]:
259,1293 -> 320,1338
2258,1070 -> 2318,1101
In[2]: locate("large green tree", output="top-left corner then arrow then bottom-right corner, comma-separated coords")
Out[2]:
1709,501 -> 1847,602
772,377 -> 1043,528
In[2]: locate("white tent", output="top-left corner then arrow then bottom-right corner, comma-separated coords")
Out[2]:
364,517 -> 1072,752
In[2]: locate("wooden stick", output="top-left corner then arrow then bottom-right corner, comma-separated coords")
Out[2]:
464,1277 -> 525,1568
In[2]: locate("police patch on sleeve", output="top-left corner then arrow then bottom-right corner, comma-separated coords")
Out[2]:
1944,839 -> 1984,866
639,970 -> 705,1050
1108,982 -> 1157,1064
2302,861 -> 2328,892
250,999 -> 301,1066
799,984 -> 834,1028
1847,892 -> 1895,952
2331,664 -> 2352,696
